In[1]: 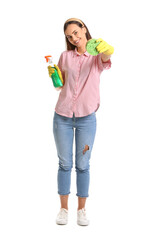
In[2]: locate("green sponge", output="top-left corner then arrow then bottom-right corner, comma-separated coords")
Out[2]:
86,39 -> 101,56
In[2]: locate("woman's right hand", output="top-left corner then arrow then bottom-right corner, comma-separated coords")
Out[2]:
48,66 -> 55,78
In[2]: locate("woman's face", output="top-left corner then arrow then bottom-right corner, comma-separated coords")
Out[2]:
65,24 -> 87,48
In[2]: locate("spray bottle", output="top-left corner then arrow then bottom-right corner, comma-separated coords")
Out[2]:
44,55 -> 63,88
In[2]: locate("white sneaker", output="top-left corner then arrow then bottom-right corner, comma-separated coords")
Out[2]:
56,208 -> 68,225
77,208 -> 89,226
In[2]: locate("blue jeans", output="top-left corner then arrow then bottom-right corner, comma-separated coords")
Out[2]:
53,111 -> 97,198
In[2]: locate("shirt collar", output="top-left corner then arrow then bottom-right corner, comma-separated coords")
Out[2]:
73,47 -> 89,57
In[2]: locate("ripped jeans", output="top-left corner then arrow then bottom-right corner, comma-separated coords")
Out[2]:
53,111 -> 97,197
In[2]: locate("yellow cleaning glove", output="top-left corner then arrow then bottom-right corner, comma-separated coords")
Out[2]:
96,38 -> 114,55
48,66 -> 55,77
48,64 -> 64,85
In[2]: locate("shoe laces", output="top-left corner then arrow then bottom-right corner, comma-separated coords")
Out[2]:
78,208 -> 87,219
58,208 -> 68,219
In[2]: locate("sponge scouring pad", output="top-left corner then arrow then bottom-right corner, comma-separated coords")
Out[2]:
86,39 -> 101,56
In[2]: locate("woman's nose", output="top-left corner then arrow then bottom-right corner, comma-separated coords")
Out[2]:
72,35 -> 77,42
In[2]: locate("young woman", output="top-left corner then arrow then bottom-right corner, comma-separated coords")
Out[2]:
48,18 -> 114,226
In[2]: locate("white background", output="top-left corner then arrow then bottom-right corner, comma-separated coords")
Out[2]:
0,0 -> 153,239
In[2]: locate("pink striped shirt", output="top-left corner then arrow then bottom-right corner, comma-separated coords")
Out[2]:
55,48 -> 111,117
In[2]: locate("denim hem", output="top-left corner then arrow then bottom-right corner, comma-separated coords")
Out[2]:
76,194 -> 89,198
58,192 -> 71,195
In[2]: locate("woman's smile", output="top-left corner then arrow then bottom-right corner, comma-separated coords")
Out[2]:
64,23 -> 88,54
73,39 -> 80,45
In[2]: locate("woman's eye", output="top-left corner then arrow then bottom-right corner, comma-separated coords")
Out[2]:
74,32 -> 78,35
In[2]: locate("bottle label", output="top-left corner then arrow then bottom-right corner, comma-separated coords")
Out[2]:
51,68 -> 63,88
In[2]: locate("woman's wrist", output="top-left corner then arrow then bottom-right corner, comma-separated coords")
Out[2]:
101,53 -> 111,62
